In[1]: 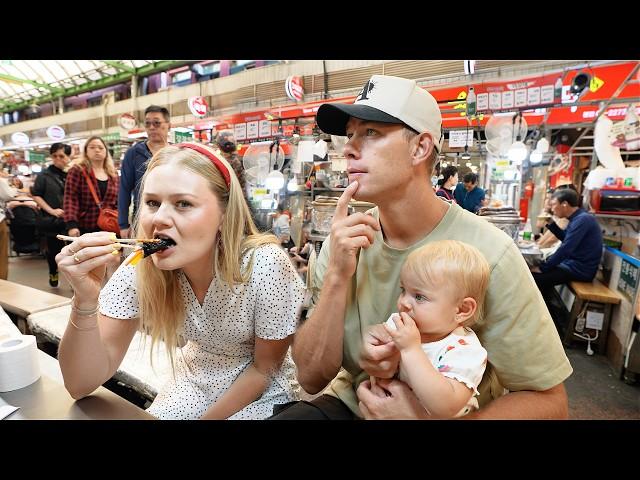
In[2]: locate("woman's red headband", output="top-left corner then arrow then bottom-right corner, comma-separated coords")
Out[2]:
176,142 -> 231,188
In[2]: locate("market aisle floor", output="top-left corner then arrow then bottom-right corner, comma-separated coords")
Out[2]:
7,254 -> 640,419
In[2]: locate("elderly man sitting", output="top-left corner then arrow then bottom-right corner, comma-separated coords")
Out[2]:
530,188 -> 603,329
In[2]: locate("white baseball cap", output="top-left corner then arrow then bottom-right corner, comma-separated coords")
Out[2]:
316,75 -> 444,153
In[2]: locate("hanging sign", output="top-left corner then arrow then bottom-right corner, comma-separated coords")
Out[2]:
119,113 -> 137,130
188,96 -> 208,117
11,132 -> 29,146
174,131 -> 193,143
259,120 -> 272,138
46,125 -> 66,140
448,130 -> 474,148
246,121 -> 259,139
285,76 -> 304,101
234,123 -> 247,141
26,151 -> 46,163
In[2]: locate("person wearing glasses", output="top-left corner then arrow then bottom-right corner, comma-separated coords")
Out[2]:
118,105 -> 170,238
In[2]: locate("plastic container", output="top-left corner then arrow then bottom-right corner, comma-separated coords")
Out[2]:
311,201 -> 337,234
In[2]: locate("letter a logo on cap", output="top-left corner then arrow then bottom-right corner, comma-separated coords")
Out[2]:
356,80 -> 376,102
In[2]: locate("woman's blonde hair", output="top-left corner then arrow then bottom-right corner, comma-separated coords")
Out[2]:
69,136 -> 117,178
403,240 -> 490,327
132,144 -> 277,369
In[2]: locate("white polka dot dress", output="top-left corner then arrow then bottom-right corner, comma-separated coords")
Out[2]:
99,243 -> 305,419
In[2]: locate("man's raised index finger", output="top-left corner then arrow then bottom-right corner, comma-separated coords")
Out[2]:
334,180 -> 359,220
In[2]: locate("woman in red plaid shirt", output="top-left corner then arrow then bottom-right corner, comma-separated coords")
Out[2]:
63,136 -> 119,237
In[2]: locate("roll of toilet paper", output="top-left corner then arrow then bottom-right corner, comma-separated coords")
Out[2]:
0,335 -> 41,392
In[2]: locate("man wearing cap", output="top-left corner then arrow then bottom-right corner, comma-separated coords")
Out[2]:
271,75 -> 572,420
118,105 -> 170,238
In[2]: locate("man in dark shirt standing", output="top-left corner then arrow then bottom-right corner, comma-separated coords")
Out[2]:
531,188 -> 603,323
118,105 -> 170,237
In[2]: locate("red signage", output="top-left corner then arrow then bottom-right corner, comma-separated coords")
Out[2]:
188,96 -> 208,117
179,62 -> 639,132
285,75 -> 304,101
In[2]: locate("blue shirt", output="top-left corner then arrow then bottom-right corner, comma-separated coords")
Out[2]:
540,208 -> 603,281
454,183 -> 485,213
118,141 -> 152,229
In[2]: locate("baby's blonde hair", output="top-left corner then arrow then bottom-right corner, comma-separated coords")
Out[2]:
402,240 -> 490,326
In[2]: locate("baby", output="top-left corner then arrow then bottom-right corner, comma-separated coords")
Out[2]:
377,239 -> 490,418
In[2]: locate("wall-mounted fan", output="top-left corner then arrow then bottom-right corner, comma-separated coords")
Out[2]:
484,113 -> 528,158
242,141 -> 285,186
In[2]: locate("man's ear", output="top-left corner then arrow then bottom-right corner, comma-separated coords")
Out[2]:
410,132 -> 435,167
455,297 -> 478,325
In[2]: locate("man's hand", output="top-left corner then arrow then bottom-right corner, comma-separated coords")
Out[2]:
120,228 -> 130,239
68,228 -> 81,237
327,181 -> 380,280
530,265 -> 541,273
359,323 -> 400,378
357,377 -> 430,419
51,208 -> 64,218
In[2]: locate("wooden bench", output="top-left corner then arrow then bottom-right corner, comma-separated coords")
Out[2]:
0,279 -> 71,332
27,305 -> 172,402
563,280 -> 622,354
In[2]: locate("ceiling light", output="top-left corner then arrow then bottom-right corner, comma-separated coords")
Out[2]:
536,137 -> 550,153
287,178 -> 297,192
461,146 -> 471,161
529,151 -> 543,164
265,170 -> 285,191
507,141 -> 528,162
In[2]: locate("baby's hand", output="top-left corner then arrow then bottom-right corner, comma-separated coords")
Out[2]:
383,312 -> 421,352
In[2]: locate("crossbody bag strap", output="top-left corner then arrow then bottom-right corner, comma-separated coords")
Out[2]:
80,168 -> 102,208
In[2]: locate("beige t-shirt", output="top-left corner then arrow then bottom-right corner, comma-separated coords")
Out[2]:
311,202 -> 573,417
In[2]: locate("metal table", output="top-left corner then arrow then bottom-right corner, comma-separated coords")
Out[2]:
0,349 -> 154,420
518,243 -> 544,267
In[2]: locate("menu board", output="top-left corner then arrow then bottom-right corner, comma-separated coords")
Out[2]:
618,258 -> 639,301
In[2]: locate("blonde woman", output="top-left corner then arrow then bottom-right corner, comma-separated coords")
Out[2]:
56,143 -> 305,419
63,136 -> 119,236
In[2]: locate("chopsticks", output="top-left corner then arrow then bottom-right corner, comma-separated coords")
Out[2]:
56,234 -> 160,243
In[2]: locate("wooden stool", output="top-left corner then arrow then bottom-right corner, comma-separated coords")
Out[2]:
563,280 -> 622,354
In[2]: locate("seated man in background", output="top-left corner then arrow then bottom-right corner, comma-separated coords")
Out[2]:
531,187 -> 603,329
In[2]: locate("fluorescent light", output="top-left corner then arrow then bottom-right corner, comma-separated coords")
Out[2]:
464,60 -> 476,75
